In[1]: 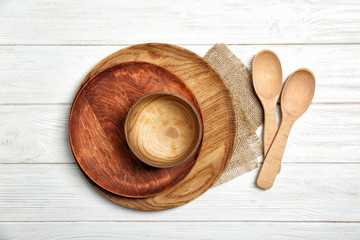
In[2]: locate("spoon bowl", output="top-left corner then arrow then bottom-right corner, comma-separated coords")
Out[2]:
253,50 -> 283,100
281,69 -> 316,118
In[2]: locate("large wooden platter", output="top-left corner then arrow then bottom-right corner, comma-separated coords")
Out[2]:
69,61 -> 202,198
73,43 -> 236,210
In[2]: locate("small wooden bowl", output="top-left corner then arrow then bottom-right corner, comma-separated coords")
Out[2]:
125,92 -> 203,168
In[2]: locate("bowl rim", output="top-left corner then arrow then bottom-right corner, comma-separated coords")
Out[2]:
124,91 -> 203,168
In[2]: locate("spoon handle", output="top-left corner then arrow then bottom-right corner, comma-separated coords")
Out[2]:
257,117 -> 294,189
263,101 -> 278,155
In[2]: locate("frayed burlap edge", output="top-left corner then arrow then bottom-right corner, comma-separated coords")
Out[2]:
204,44 -> 263,186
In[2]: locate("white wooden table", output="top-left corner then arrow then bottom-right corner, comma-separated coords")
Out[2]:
1,1 -> 359,239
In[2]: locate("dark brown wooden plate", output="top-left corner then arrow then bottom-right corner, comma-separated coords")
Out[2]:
69,61 -> 203,198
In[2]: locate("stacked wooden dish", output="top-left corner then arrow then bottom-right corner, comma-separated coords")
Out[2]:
69,43 -> 237,210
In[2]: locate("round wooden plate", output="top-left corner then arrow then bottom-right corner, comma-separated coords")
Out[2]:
69,61 -> 203,198
72,43 -> 237,210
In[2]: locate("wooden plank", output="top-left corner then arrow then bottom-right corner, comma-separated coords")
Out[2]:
1,222 -> 360,240
0,163 -> 359,221
0,45 -> 359,104
0,105 -> 73,163
0,0 -> 359,44
1,104 -> 359,164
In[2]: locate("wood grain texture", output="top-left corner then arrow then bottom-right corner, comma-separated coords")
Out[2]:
2,222 -> 360,240
0,0 -> 359,44
125,92 -> 202,168
0,104 -> 359,164
1,0 -> 360,237
69,62 -> 202,198
0,45 -> 359,104
1,164 -> 359,221
73,43 -> 236,210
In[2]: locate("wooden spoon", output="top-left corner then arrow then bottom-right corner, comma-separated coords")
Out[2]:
257,68 -> 316,190
252,50 -> 283,155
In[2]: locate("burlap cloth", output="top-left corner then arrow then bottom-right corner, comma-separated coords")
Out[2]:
204,44 -> 264,186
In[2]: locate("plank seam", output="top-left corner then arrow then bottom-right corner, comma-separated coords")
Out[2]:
0,43 -> 360,46
0,102 -> 360,106
0,221 -> 359,223
1,162 -> 360,165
